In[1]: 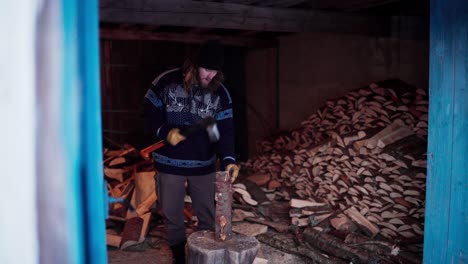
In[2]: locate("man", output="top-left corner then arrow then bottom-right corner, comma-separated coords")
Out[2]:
143,41 -> 240,264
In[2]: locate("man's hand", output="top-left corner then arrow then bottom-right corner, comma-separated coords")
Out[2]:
166,128 -> 186,146
226,164 -> 240,183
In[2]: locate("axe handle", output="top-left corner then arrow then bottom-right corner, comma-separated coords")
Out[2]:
139,125 -> 197,160
140,117 -> 216,160
140,140 -> 166,160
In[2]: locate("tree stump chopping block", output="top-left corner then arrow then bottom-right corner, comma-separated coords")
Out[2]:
187,230 -> 260,264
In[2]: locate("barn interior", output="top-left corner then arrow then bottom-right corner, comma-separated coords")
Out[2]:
4,1 -> 467,264
101,1 -> 432,263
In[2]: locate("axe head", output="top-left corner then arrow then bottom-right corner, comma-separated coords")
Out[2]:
181,116 -> 220,142
206,122 -> 220,143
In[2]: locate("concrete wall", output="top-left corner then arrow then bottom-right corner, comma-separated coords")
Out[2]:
278,32 -> 429,130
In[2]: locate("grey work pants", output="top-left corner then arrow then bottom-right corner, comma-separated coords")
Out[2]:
157,172 -> 216,246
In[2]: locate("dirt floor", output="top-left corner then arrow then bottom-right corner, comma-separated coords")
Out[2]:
107,212 -> 308,264
107,237 -> 308,264
107,237 -> 173,264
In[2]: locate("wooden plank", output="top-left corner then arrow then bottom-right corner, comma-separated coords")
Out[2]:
256,0 -> 310,8
424,0 -> 468,263
100,28 -> 276,48
99,0 -> 386,34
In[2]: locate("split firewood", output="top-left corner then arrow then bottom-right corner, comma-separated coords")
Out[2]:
120,214 -> 151,250
135,191 -> 157,216
330,213 -> 356,232
131,171 -> 156,205
289,206 -> 332,218
127,171 -> 156,219
106,234 -> 122,248
343,131 -> 366,146
245,217 -> 289,233
104,167 -> 129,182
232,187 -> 258,206
353,121 -> 414,150
239,80 -> 428,256
232,222 -> 268,237
344,207 -> 379,237
246,173 -> 272,186
289,198 -> 326,208
267,179 -> 282,190
232,209 -> 256,222
242,179 -> 270,204
103,146 -> 136,164
109,156 -> 126,166
291,217 -> 310,227
309,212 -> 334,227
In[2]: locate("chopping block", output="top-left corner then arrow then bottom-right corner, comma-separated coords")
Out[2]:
187,230 -> 260,264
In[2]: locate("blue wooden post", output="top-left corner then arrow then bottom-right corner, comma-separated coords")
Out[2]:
424,0 -> 467,263
63,0 -> 106,262
77,0 -> 108,263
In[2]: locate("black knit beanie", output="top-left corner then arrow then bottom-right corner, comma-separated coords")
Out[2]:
196,40 -> 224,71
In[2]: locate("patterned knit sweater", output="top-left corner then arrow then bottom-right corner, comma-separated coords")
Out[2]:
143,68 -> 236,176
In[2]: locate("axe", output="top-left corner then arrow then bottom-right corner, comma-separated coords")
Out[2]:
140,116 -> 220,160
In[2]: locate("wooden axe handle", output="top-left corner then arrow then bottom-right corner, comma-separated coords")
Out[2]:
140,117 -> 216,160
140,140 -> 166,160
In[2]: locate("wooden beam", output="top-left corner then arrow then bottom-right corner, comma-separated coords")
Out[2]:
99,27 -> 277,47
99,0 -> 387,34
343,0 -> 401,12
186,27 -> 213,34
238,30 -> 261,37
216,0 -> 264,4
256,0 -> 310,8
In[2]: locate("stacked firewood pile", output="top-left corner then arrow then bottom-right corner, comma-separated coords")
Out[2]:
103,144 -> 160,250
236,79 -> 427,263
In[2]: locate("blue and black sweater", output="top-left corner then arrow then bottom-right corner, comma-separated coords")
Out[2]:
143,68 -> 236,176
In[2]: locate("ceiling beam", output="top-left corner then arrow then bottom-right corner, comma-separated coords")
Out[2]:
186,27 -> 214,34
99,27 -> 277,48
342,0 -> 401,12
99,0 -> 387,34
256,0 -> 310,8
210,0 -> 264,4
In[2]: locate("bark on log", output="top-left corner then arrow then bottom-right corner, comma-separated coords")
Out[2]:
345,233 -> 422,264
215,171 -> 233,241
303,227 -> 392,264
256,232 -> 346,264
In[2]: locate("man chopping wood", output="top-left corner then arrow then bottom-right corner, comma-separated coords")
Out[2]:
143,40 -> 240,264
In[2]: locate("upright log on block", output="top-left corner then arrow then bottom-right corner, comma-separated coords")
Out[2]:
215,171 -> 232,241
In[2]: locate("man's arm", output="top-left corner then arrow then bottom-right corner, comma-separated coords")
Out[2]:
143,85 -> 176,144
214,84 -> 237,170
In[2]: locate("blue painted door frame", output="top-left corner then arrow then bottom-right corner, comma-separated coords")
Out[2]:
62,0 -> 467,263
63,0 -> 107,262
424,0 -> 467,263
78,0 -> 107,262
